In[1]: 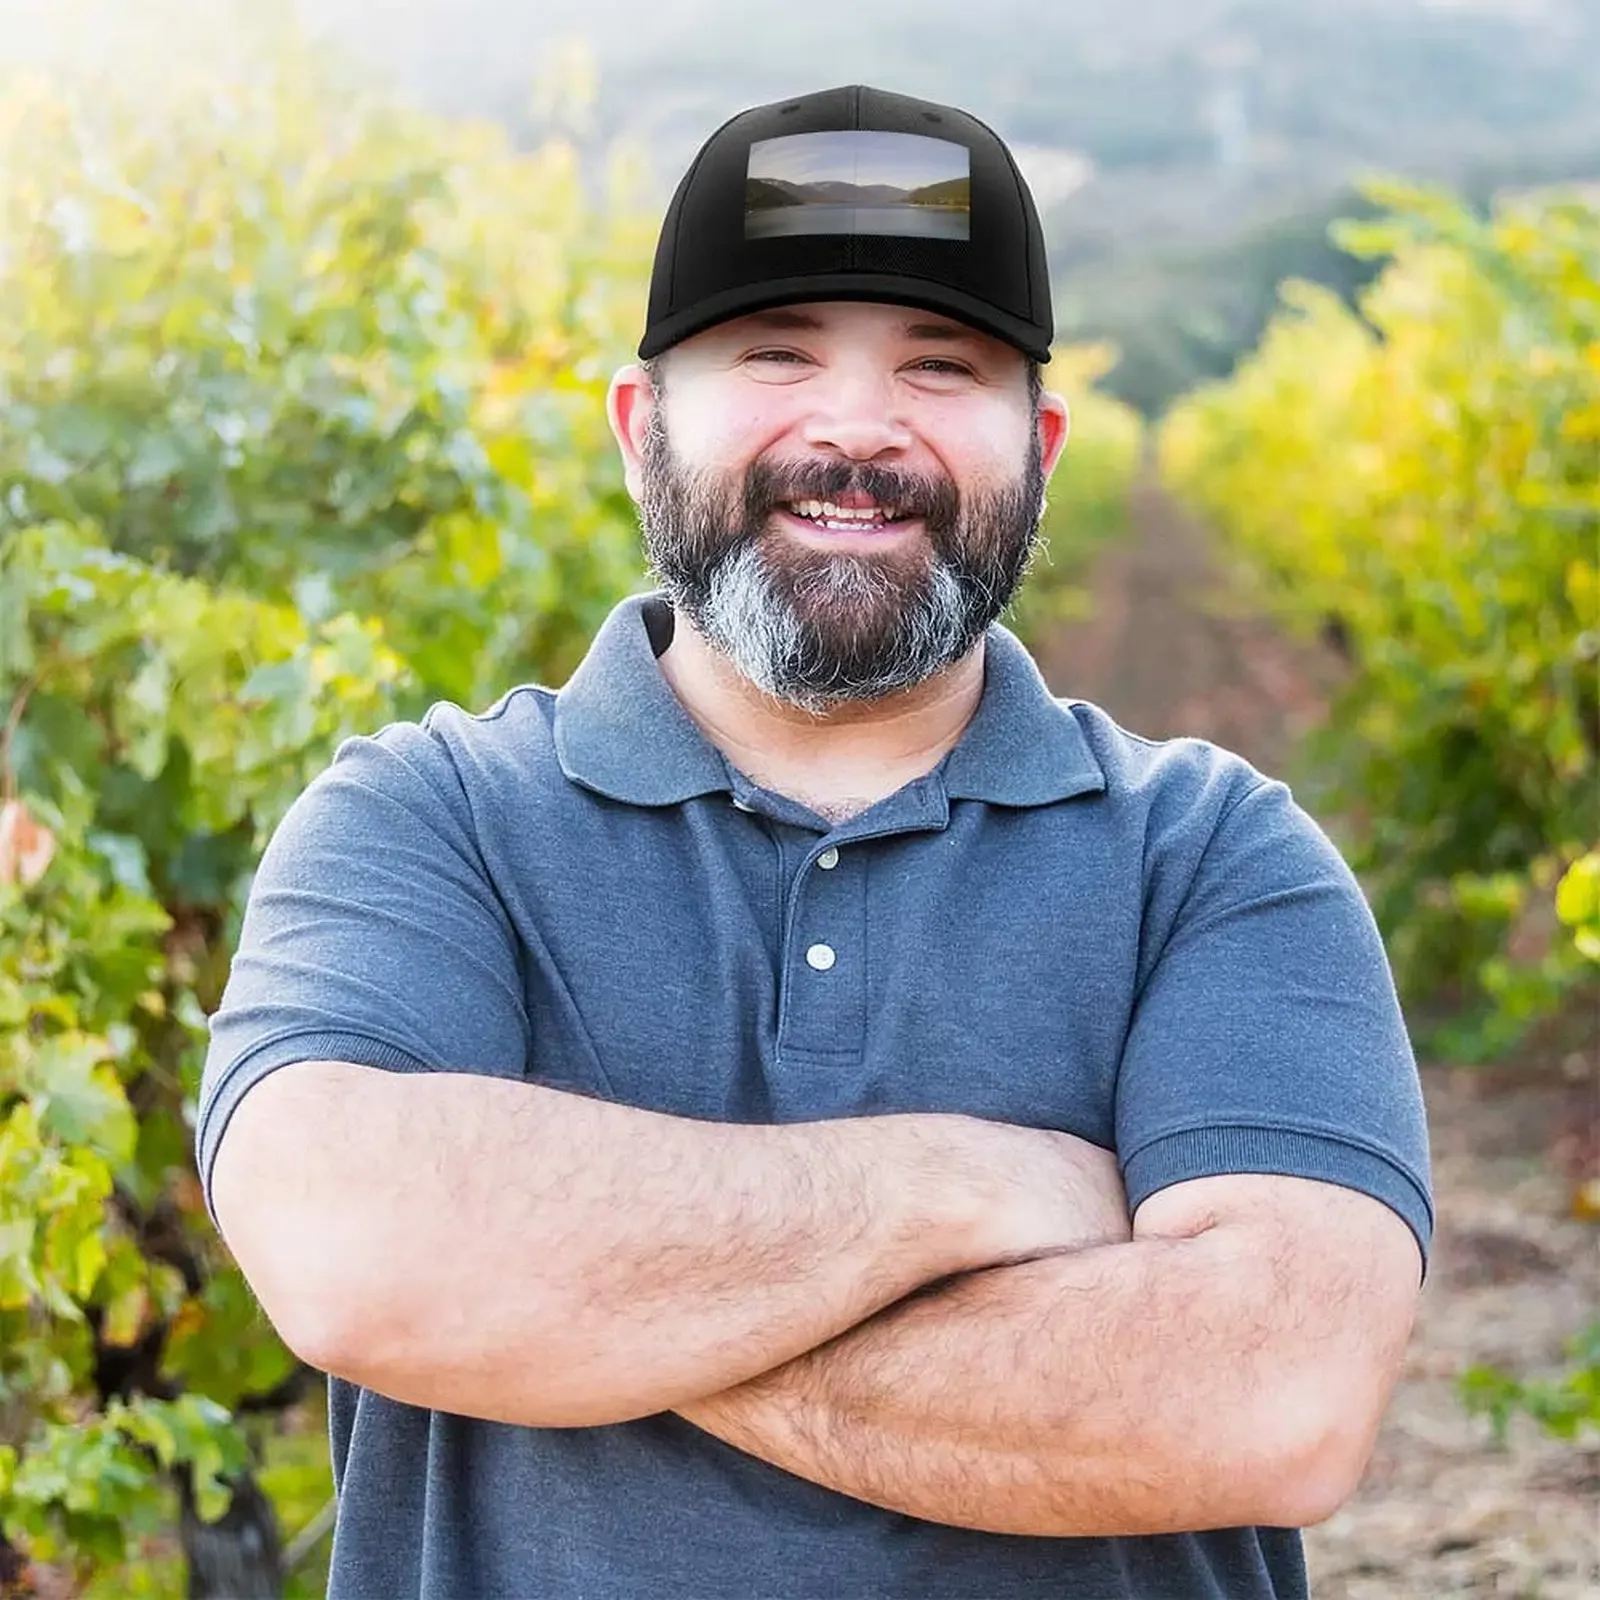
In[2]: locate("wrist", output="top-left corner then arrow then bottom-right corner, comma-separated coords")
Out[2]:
875,1113 -> 1015,1278
795,1113 -> 980,1288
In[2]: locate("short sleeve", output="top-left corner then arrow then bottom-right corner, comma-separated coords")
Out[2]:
1115,776 -> 1434,1267
195,715 -> 530,1220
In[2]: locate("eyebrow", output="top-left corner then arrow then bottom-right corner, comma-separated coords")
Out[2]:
903,321 -> 981,345
740,308 -> 982,345
742,309 -> 825,331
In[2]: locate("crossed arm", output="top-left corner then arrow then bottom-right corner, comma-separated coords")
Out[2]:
675,1172 -> 1423,1536
214,1060 -> 1423,1537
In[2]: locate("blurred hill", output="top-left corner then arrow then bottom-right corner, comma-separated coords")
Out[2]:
6,0 -> 1599,410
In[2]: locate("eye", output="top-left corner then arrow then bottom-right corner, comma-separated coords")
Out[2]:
909,358 -> 974,378
747,348 -> 808,365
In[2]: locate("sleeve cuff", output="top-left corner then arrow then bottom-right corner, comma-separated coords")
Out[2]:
1122,1124 -> 1435,1276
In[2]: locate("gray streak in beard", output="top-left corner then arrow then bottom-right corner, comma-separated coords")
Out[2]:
636,400 -> 1044,716
701,543 -> 971,716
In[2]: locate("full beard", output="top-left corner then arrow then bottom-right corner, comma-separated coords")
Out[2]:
636,410 -> 1048,716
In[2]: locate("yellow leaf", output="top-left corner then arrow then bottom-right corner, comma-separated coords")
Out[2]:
102,1280 -> 153,1347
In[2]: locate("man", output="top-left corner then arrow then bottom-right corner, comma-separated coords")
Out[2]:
202,84 -> 1432,1599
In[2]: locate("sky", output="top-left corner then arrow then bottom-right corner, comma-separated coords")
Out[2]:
749,131 -> 968,192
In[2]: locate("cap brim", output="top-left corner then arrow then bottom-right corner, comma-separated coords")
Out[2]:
636,273 -> 1053,366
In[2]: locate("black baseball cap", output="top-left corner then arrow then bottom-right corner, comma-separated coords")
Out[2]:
638,84 -> 1054,366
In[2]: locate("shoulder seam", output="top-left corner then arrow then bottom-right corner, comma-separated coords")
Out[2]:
420,683 -> 552,733
472,682 -> 553,727
1053,696 -> 1221,754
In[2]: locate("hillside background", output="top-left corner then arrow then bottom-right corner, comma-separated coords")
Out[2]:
6,0 -> 1599,409
292,0 -> 1600,409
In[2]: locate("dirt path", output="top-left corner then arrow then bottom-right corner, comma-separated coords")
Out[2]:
1310,1062 -> 1599,1599
1034,474 -> 1348,776
1038,477 -> 1600,1599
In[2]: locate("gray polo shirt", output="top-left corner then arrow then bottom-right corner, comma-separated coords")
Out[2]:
199,588 -> 1432,1600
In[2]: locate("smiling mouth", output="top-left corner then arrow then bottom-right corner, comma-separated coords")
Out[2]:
779,498 -> 917,534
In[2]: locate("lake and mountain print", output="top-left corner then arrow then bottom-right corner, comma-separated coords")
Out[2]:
744,130 -> 970,241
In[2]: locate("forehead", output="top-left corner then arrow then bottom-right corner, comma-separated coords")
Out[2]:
692,300 -> 1003,353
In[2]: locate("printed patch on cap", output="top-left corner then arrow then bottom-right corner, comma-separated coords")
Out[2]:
745,130 -> 970,242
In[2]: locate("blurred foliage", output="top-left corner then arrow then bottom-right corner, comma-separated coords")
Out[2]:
1008,343 -> 1144,645
1160,179 -> 1600,1452
1461,1321 -> 1600,1445
1160,178 -> 1600,1067
0,26 -> 653,1594
0,39 -> 655,709
1070,154 -> 1600,419
0,20 -> 1141,1595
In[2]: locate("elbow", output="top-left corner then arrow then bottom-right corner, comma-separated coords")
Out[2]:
227,1206 -> 424,1380
211,1089 -> 400,1374
267,1259 -> 379,1375
212,1187 -> 382,1379
1253,1396 -> 1379,1528
221,1228 -> 375,1377
242,1246 -> 441,1387
1266,1447 -> 1368,1530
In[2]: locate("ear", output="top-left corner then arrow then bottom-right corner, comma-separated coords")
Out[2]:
1036,388 -> 1072,481
607,363 -> 661,501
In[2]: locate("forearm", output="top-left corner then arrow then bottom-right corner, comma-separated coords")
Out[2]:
213,1061 -> 994,1427
679,1228 -> 1361,1535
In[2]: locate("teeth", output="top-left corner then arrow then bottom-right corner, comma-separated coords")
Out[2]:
788,500 -> 901,523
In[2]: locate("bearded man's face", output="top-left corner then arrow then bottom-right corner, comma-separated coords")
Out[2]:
627,302 -> 1054,715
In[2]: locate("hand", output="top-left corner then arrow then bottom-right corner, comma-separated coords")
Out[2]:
934,1117 -> 1131,1272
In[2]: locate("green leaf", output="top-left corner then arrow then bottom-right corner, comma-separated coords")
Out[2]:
72,1228 -> 108,1301
0,1217 -> 40,1310
125,431 -> 186,489
26,1037 -> 137,1164
85,831 -> 153,897
160,1267 -> 298,1410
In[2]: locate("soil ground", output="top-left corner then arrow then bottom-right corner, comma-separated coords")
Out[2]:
1037,477 -> 1599,1599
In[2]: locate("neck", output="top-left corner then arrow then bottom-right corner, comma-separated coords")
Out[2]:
655,611 -> 987,794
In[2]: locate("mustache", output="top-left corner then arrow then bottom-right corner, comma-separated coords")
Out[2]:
741,456 -> 960,527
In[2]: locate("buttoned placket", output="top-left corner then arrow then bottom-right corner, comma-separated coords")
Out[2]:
726,779 -> 950,1066
777,830 -> 865,1058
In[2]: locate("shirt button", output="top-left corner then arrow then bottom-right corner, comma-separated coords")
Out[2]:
816,847 -> 840,870
805,943 -> 836,971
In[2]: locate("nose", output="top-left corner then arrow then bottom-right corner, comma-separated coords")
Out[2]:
798,364 -> 914,461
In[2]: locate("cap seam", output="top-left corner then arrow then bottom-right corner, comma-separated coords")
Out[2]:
663,105 -> 751,313
961,104 -> 1043,330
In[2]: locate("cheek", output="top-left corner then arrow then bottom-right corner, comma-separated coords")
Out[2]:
927,407 -> 1033,489
670,390 -> 795,472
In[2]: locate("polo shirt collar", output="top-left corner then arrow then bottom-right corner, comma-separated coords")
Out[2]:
553,589 -> 1106,810
941,621 -> 1107,807
553,591 -> 730,806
